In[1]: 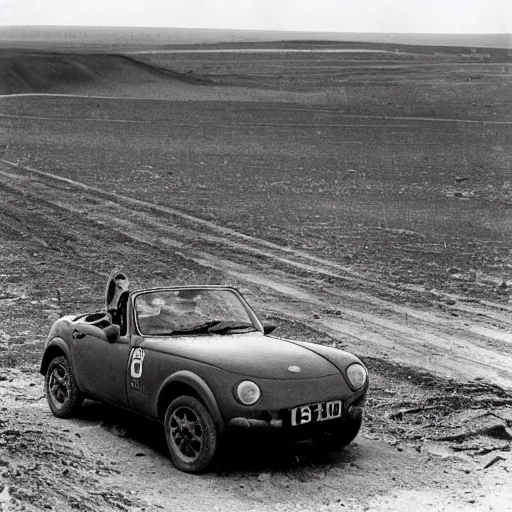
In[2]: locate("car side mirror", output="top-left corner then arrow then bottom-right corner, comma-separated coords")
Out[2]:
262,322 -> 277,335
104,324 -> 121,343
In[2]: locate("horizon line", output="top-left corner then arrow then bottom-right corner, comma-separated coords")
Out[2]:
2,25 -> 511,37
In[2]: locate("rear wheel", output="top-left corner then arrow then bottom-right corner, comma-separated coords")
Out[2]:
164,395 -> 218,473
45,356 -> 84,418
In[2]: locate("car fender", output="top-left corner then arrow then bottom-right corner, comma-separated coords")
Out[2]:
39,337 -> 73,376
155,370 -> 225,433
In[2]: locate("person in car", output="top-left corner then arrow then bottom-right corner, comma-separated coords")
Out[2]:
105,271 -> 130,334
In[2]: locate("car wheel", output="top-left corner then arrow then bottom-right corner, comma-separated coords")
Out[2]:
317,416 -> 362,450
164,395 -> 218,473
45,356 -> 84,418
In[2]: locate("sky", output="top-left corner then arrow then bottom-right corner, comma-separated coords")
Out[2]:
1,0 -> 511,34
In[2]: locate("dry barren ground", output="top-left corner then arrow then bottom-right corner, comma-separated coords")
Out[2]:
1,41 -> 512,511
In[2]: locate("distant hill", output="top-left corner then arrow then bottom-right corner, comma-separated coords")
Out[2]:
1,25 -> 510,50
0,52 -> 212,96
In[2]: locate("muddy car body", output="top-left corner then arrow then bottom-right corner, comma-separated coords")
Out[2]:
40,283 -> 369,473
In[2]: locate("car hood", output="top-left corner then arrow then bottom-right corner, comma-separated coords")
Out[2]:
141,332 -> 353,379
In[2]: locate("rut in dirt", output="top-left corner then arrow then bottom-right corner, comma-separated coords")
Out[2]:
1,158 -> 512,389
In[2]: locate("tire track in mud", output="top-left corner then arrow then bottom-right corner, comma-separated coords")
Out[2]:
2,159 -> 512,388
0,160 -> 399,288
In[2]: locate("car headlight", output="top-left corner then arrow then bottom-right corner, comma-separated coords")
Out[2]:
346,363 -> 367,390
235,380 -> 261,405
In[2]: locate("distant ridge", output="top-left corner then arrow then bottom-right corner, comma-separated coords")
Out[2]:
0,52 -> 211,96
1,25 -> 511,50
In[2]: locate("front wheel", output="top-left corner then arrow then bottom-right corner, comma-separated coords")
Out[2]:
45,356 -> 84,418
164,395 -> 218,473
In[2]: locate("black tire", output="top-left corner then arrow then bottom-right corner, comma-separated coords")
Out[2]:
316,416 -> 362,450
45,356 -> 84,418
164,395 -> 218,473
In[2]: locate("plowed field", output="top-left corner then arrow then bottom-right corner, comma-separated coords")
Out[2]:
1,42 -> 511,511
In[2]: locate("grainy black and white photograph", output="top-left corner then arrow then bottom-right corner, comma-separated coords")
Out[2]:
0,1 -> 511,510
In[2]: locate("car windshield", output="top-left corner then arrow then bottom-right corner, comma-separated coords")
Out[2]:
134,288 -> 258,336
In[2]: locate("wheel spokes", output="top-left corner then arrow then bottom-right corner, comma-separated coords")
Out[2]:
52,372 -> 64,385
170,407 -> 203,459
189,422 -> 203,444
49,366 -> 69,404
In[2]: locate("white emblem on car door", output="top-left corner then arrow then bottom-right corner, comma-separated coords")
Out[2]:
130,348 -> 145,378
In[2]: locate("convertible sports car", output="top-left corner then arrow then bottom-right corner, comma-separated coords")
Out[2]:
40,272 -> 369,473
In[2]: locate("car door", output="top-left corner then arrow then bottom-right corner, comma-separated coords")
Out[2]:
72,330 -> 131,408
126,335 -> 153,416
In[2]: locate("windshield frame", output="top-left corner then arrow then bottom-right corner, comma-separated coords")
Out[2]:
130,285 -> 263,337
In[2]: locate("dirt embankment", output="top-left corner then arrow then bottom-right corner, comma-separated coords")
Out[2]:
0,53 -> 210,97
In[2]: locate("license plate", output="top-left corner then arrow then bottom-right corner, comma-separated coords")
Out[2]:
290,400 -> 342,426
